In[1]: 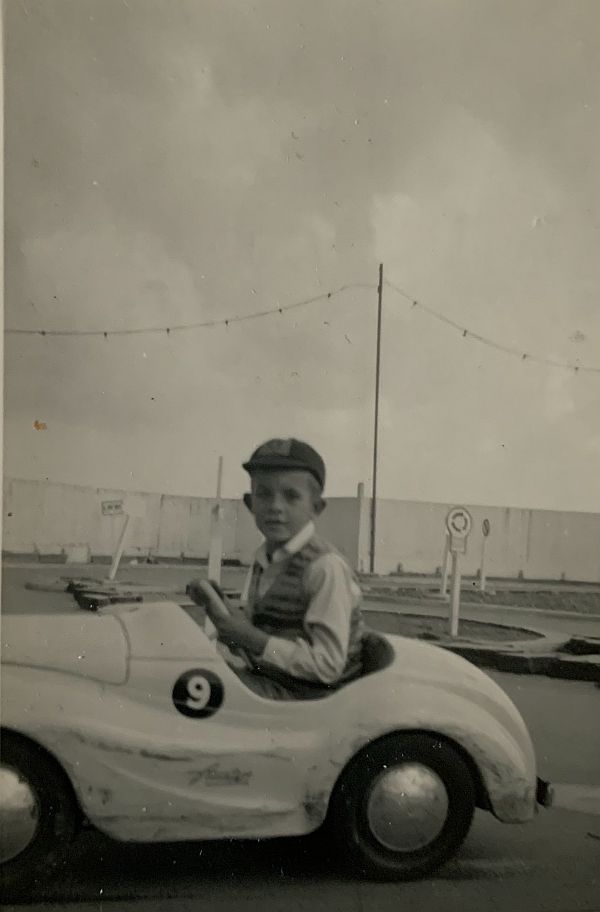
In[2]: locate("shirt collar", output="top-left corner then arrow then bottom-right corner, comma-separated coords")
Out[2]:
255,520 -> 315,568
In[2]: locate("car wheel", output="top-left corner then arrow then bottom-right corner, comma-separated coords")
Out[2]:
0,732 -> 78,897
328,732 -> 476,880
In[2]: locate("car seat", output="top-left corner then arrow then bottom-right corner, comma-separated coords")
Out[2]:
360,630 -> 395,678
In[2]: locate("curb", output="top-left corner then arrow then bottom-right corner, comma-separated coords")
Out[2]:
363,603 -> 553,641
440,644 -> 600,683
362,591 -> 600,622
363,605 -> 600,684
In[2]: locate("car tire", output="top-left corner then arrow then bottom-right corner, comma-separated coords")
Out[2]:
0,732 -> 78,898
327,732 -> 476,881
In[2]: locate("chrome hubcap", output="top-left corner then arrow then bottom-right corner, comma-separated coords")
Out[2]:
0,766 -> 39,864
366,762 -> 449,852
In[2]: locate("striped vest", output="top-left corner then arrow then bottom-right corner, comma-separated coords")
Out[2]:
251,535 -> 365,688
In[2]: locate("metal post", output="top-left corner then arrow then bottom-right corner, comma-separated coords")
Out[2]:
370,263 -> 384,574
449,550 -> 461,637
356,482 -> 368,573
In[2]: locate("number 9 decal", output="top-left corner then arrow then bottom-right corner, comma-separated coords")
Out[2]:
172,669 -> 224,718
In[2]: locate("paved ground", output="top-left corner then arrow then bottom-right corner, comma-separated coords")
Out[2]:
362,574 -> 600,593
366,600 -> 600,639
8,560 -> 598,591
3,563 -> 600,639
3,808 -> 600,912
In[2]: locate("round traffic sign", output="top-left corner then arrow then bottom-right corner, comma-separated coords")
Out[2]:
446,506 -> 473,539
482,518 -> 491,537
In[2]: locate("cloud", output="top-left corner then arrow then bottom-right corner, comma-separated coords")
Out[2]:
544,372 -> 576,422
4,0 -> 600,511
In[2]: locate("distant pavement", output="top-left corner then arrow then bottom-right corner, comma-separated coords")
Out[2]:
3,562 -> 600,640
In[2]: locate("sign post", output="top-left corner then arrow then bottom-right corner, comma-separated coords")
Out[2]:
449,550 -> 461,636
102,500 -> 128,582
480,518 -> 491,592
104,497 -> 146,582
445,506 -> 473,637
208,456 -> 224,584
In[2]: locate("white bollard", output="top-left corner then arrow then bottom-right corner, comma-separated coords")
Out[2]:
207,519 -> 223,584
479,536 -> 488,592
479,518 -> 491,592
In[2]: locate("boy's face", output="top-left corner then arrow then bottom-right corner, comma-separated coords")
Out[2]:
249,470 -> 321,548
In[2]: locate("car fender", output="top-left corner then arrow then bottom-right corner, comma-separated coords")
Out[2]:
316,638 -> 537,824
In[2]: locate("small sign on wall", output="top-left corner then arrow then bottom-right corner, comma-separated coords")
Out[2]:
101,499 -> 124,516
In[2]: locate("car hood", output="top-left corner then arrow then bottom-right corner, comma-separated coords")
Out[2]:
1,601 -> 218,687
1,613 -> 129,684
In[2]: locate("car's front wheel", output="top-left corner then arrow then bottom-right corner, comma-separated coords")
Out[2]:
0,731 -> 78,898
328,732 -> 476,880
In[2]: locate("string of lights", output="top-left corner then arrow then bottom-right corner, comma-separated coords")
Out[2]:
4,277 -> 599,374
383,280 -> 600,375
4,283 -> 371,338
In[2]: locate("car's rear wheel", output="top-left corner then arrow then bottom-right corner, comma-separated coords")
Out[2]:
0,732 -> 78,897
328,732 -> 476,880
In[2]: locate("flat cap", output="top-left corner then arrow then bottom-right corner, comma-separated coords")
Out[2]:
242,438 -> 325,489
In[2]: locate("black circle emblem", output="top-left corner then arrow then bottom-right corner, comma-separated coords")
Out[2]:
172,669 -> 224,718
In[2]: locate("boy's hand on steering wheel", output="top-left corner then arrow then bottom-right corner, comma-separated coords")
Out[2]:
186,578 -> 268,656
186,579 -> 232,621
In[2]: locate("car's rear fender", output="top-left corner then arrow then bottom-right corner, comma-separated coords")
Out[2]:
319,676 -> 538,825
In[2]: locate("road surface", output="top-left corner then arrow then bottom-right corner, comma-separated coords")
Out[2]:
3,563 -> 600,635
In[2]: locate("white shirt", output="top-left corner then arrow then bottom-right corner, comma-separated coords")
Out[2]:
241,521 -> 362,684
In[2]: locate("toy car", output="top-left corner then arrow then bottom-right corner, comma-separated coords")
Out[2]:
0,589 -> 552,893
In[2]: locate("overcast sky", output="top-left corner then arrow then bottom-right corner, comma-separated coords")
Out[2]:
4,0 -> 600,510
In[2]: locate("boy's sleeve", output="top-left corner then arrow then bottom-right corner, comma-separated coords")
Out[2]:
258,553 -> 361,684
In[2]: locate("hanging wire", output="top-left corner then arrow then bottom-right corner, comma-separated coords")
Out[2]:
4,276 -> 599,374
4,283 -> 371,338
384,279 -> 600,374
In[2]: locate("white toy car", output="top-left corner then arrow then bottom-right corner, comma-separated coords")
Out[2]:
0,589 -> 552,894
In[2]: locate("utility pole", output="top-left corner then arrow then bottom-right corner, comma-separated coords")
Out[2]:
370,263 -> 384,574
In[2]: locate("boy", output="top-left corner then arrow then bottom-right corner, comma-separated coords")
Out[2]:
188,438 -> 365,699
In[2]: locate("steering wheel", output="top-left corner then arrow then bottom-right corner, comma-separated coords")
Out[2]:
185,578 -> 231,614
185,579 -> 252,666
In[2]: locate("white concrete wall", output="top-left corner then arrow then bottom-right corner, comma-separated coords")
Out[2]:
316,497 -> 361,567
3,477 -> 599,581
526,510 -> 600,581
357,498 -> 600,582
1,477 -> 361,566
2,477 -> 162,558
